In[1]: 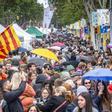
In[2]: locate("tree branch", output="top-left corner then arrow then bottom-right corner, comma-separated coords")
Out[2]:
98,0 -> 103,8
103,0 -> 107,8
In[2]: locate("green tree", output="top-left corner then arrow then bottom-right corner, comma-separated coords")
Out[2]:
0,0 -> 43,26
49,0 -> 86,25
49,0 -> 110,25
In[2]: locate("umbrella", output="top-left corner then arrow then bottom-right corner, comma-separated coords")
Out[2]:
80,56 -> 95,62
48,46 -> 61,51
53,42 -> 65,47
83,68 -> 112,81
18,47 -> 27,52
31,48 -> 59,62
28,57 -> 49,67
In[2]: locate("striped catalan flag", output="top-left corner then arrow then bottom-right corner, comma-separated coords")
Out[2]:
0,25 -> 21,60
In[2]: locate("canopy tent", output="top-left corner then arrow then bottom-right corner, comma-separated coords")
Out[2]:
0,24 -> 5,33
13,23 -> 34,50
26,27 -> 44,38
36,27 -> 52,34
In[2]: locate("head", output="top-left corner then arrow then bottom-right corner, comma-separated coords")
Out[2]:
1,65 -> 7,73
43,64 -> 52,74
83,79 -> 92,90
77,92 -> 92,112
28,72 -> 36,81
28,105 -> 38,112
55,86 -> 67,96
96,81 -> 105,93
27,63 -> 37,73
6,64 -> 11,70
96,81 -> 110,101
2,80 -> 12,91
77,86 -> 88,96
41,88 -> 50,99
18,64 -> 26,72
75,78 -> 82,88
54,78 -> 63,88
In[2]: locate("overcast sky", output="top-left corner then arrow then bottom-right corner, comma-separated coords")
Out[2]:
37,0 -> 44,4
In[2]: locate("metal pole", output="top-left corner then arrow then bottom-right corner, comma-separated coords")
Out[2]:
110,0 -> 112,42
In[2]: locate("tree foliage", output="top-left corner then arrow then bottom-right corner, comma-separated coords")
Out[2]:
50,0 -> 87,26
49,0 -> 110,25
0,0 -> 43,26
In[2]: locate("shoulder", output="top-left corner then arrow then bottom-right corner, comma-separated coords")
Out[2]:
73,107 -> 78,112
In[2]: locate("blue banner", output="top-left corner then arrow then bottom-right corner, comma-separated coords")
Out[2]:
100,25 -> 108,33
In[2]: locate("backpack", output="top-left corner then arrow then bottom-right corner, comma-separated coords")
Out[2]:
1,100 -> 9,112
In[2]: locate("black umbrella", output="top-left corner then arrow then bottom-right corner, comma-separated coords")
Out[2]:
28,57 -> 49,67
80,56 -> 95,62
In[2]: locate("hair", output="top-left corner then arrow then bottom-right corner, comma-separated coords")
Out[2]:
55,86 -> 67,96
18,64 -> 27,71
36,67 -> 43,74
27,105 -> 39,112
41,88 -> 50,98
28,72 -> 34,79
77,92 -> 93,112
27,63 -> 36,70
54,78 -> 63,87
82,79 -> 92,87
63,83 -> 76,102
43,64 -> 52,70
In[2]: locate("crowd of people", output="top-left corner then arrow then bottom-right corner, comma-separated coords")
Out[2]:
0,33 -> 112,112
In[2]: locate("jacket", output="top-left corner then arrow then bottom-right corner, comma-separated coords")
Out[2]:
3,81 -> 26,112
38,95 -> 69,112
20,83 -> 36,112
73,107 -> 98,112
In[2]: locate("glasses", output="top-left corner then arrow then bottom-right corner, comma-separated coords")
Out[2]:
85,82 -> 91,84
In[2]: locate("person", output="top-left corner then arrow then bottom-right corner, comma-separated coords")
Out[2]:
28,72 -> 36,85
37,86 -> 69,112
43,64 -> 52,80
73,92 -> 98,112
83,79 -> 95,99
27,105 -> 39,112
27,63 -> 37,74
94,81 -> 111,112
63,83 -> 77,112
37,88 -> 50,105
11,64 -> 27,90
2,75 -> 26,112
20,83 -> 36,112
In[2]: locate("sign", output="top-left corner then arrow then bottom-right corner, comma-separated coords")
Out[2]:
97,9 -> 109,25
91,12 -> 98,26
84,26 -> 89,34
43,6 -> 54,28
81,18 -> 86,27
100,25 -> 108,33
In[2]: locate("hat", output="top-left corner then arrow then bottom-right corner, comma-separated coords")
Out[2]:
107,84 -> 112,94
66,65 -> 74,71
60,71 -> 71,81
77,86 -> 88,96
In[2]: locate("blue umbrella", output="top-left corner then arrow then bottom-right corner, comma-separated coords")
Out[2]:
83,68 -> 112,81
18,47 -> 27,52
